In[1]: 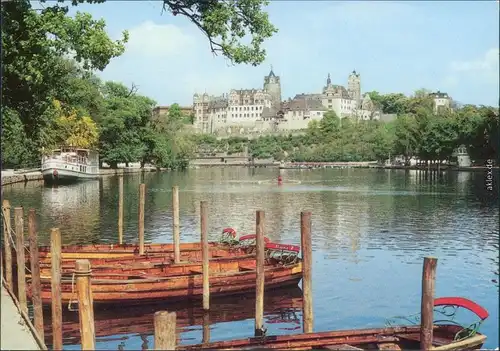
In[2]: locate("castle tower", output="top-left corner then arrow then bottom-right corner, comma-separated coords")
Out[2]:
347,70 -> 361,108
263,66 -> 282,109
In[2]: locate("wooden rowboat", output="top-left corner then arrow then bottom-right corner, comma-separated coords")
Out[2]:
33,241 -> 300,277
28,230 -> 269,264
32,257 -> 303,305
177,297 -> 489,350
176,325 -> 486,350
44,287 -> 303,345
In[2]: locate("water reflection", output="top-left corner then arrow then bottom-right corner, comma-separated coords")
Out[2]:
41,182 -> 101,244
48,287 -> 303,349
2,168 -> 498,349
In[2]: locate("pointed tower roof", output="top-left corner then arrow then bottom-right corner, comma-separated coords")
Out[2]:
268,65 -> 276,77
327,73 -> 331,85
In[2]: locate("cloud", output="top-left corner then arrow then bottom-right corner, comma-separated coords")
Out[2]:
450,48 -> 499,73
124,21 -> 197,58
445,48 -> 499,87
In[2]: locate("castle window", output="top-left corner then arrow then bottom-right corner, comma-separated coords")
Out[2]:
328,99 -> 332,103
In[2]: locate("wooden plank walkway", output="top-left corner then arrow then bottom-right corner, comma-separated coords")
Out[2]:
1,285 -> 40,350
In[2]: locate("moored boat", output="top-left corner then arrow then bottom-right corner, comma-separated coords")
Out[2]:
32,257 -> 303,305
41,147 -> 100,184
28,232 -> 290,276
31,229 -> 264,263
177,297 -> 489,350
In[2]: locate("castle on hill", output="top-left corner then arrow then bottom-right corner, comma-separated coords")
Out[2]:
191,68 -> 449,135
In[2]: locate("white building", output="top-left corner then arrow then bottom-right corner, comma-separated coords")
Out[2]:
428,91 -> 452,114
192,69 -> 383,135
193,69 -> 281,133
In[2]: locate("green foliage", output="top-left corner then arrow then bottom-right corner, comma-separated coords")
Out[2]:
1,0 -> 277,170
162,0 -> 277,66
193,102 -> 498,165
1,0 -> 127,166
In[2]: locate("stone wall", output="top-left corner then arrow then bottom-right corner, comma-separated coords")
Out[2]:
1,167 -> 159,186
1,173 -> 44,186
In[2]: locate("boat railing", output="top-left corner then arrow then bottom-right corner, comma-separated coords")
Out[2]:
43,155 -> 94,167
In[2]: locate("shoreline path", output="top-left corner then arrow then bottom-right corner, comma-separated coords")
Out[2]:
1,285 -> 40,350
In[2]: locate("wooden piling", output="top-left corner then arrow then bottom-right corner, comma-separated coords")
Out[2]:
28,209 -> 44,340
118,176 -> 124,244
2,199 -> 13,289
14,207 -> 28,314
172,186 -> 180,264
202,312 -> 210,344
254,210 -> 265,337
75,259 -> 96,350
50,228 -> 63,350
154,311 -> 176,350
138,183 -> 145,255
420,257 -> 438,351
301,211 -> 314,333
200,201 -> 210,310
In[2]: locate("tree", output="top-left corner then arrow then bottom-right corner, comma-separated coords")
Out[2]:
394,114 -> 419,165
159,0 -> 277,66
318,111 -> 341,140
98,82 -> 156,168
370,123 -> 395,163
1,0 -> 127,165
49,100 -> 99,149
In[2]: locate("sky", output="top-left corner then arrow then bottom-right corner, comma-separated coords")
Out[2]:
63,1 -> 499,107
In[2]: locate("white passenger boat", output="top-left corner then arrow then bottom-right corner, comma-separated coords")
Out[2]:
41,148 -> 100,184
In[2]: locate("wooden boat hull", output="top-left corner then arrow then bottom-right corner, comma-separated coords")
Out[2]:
36,254 -> 255,277
36,249 -> 253,276
44,287 -> 304,345
32,261 -> 303,305
176,325 -> 486,350
33,242 -> 235,261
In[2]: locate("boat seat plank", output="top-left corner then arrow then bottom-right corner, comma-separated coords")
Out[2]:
322,344 -> 364,350
378,342 -> 402,350
239,262 -> 257,271
398,333 -> 449,347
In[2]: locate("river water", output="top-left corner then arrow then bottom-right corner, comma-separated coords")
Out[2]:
3,167 -> 499,349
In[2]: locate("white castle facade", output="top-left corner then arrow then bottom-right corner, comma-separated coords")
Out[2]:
192,69 -> 385,135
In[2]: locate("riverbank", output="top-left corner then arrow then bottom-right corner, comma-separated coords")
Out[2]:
1,167 -> 160,186
279,161 -> 499,172
1,284 -> 42,350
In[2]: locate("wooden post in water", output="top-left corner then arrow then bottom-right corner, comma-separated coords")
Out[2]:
301,211 -> 313,333
420,257 -> 438,351
154,311 -> 176,350
2,199 -> 13,289
51,228 -> 63,351
200,201 -> 210,310
172,186 -> 180,264
75,259 -> 96,350
28,209 -> 44,340
254,210 -> 265,337
202,312 -> 210,344
14,207 -> 28,314
138,183 -> 145,255
118,176 -> 124,244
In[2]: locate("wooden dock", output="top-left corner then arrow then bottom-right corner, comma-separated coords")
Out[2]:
1,284 -> 41,350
